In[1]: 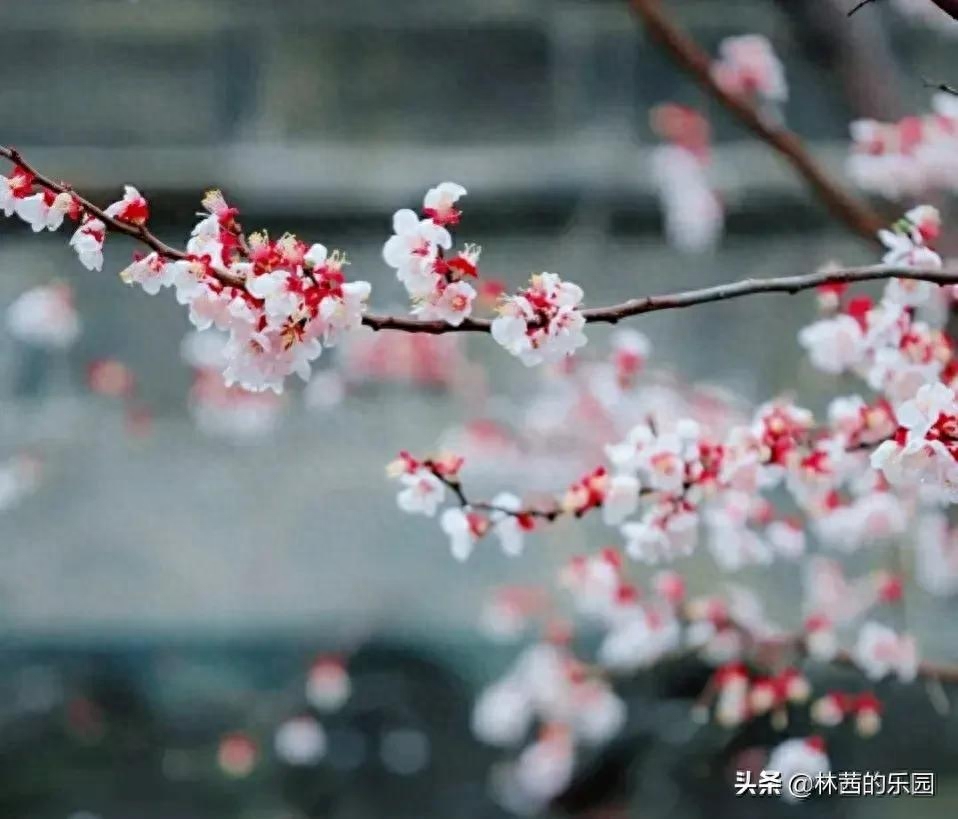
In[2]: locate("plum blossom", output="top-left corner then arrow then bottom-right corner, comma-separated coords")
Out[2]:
104,185 -> 149,225
382,184 -> 483,325
119,252 -> 180,296
305,657 -> 350,712
394,468 -> 445,517
871,382 -> 958,500
848,96 -> 958,198
650,144 -> 724,254
489,493 -> 534,556
473,679 -> 534,746
492,273 -> 587,366
851,622 -> 919,682
649,104 -> 724,253
15,190 -> 77,232
798,313 -> 866,374
422,182 -> 467,226
621,502 -> 698,563
382,208 -> 451,297
878,206 -> 942,268
0,166 -> 34,216
559,549 -> 623,619
69,217 -> 106,271
6,282 -> 80,349
440,507 -> 488,561
506,726 -> 575,807
275,717 -> 327,766
411,279 -> 477,326
601,474 -> 640,525
598,606 -> 681,671
711,35 -> 788,104
765,738 -> 830,802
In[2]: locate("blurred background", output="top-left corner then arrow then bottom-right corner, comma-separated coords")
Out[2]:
0,0 -> 957,817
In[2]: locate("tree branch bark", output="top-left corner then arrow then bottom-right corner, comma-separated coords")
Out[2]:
628,0 -> 885,242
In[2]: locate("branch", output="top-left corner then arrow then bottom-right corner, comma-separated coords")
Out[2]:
4,146 -> 954,336
628,0 -> 885,242
924,78 -> 958,97
0,146 -> 246,289
847,0 -> 878,16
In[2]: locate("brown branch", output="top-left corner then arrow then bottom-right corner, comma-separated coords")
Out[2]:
4,146 -> 955,336
628,0 -> 885,242
0,146 -> 245,288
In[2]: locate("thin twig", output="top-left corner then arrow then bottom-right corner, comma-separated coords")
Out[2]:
847,0 -> 878,17
628,0 -> 884,241
923,77 -> 958,97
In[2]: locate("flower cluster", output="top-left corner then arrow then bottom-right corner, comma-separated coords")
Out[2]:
851,621 -> 919,682
0,162 -> 380,395
799,208 -> 950,403
711,35 -> 789,105
810,691 -> 883,736
649,104 -> 724,253
491,273 -> 587,366
871,382 -> 958,501
848,94 -> 958,198
473,640 -> 625,812
382,182 -> 480,326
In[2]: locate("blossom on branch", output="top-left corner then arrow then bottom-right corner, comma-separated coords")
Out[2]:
492,273 -> 587,366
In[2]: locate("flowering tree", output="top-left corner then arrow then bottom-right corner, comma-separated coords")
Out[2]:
4,0 -> 958,811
